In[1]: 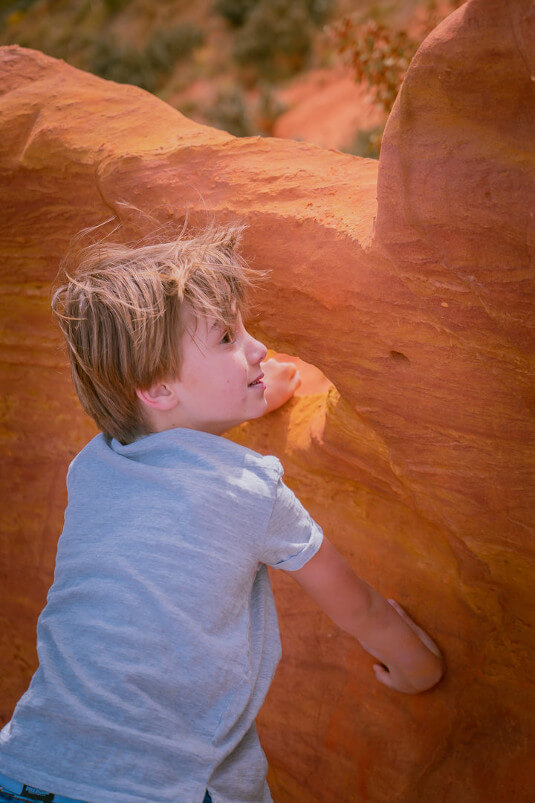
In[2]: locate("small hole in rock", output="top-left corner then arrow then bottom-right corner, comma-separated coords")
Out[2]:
390,350 -> 410,364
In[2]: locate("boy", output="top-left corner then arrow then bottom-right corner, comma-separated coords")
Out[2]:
0,222 -> 443,803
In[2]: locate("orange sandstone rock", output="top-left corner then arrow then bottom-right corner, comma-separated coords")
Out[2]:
0,0 -> 534,800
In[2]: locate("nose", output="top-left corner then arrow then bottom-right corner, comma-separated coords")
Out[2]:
246,331 -> 267,364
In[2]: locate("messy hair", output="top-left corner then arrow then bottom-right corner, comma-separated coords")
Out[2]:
51,218 -> 256,445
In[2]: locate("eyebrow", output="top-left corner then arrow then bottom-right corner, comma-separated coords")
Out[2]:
209,310 -> 239,332
209,320 -> 230,336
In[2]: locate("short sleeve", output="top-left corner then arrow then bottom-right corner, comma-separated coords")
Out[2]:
261,479 -> 323,571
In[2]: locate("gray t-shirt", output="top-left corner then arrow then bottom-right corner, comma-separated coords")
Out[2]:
0,428 -> 323,803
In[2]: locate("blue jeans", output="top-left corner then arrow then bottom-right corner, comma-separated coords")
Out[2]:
0,771 -> 212,802
0,796 -> 211,803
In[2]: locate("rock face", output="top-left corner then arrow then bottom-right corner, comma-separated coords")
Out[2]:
0,0 -> 534,800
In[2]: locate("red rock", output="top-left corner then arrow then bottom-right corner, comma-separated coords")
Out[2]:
0,0 -> 534,798
272,68 -> 386,151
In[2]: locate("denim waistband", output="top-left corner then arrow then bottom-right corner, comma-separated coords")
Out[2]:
0,772 -> 212,803
0,772 -> 86,803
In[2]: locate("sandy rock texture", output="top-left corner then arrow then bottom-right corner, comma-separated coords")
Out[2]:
0,0 -> 534,800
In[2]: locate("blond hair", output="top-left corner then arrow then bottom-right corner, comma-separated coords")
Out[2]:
52,219 -> 255,444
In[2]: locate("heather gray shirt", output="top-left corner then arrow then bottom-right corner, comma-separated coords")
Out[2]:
0,429 -> 323,803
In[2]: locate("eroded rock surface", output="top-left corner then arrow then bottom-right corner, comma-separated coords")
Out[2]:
1,0 -> 534,799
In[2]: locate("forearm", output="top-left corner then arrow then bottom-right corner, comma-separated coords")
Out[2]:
346,587 -> 443,692
292,538 -> 443,693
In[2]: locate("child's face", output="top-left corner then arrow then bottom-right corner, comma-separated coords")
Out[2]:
167,305 -> 268,435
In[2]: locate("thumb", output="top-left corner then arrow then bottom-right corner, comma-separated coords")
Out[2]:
373,663 -> 419,694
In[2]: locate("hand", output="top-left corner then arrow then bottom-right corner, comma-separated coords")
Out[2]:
290,540 -> 444,696
370,600 -> 443,694
261,357 -> 301,413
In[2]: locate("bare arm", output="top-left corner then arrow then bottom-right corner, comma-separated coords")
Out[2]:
291,538 -> 444,694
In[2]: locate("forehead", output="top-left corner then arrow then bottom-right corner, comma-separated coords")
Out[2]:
181,303 -> 240,342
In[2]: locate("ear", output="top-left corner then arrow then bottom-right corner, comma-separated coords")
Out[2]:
136,382 -> 178,412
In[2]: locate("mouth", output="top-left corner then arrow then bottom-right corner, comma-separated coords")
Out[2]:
248,372 -> 265,389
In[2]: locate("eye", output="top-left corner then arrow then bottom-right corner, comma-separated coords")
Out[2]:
220,329 -> 236,345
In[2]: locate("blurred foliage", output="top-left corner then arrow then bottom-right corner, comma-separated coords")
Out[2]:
233,0 -> 313,81
145,23 -> 203,73
213,0 -> 259,28
101,0 -> 129,13
349,124 -> 383,158
328,1 -> 460,115
205,86 -> 254,137
90,37 -> 157,92
330,17 -> 417,113
213,0 -> 332,29
1,2 -> 203,94
214,0 -> 333,82
304,0 -> 333,26
0,0 -> 41,17
255,84 -> 286,135
0,0 -> 460,148
89,22 -> 204,93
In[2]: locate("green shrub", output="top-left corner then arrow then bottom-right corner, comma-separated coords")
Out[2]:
90,37 -> 158,92
233,0 -> 314,81
215,0 -> 333,81
213,0 -> 260,28
145,23 -> 204,72
1,0 -> 42,15
89,23 -> 203,93
205,87 -> 254,137
328,4 -> 458,115
255,84 -> 286,134
0,0 -> 41,27
101,0 -> 130,15
347,125 -> 384,159
332,18 -> 416,113
303,0 -> 333,26
214,0 -> 332,29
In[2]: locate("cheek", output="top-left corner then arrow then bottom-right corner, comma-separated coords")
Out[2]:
225,366 -> 249,400
208,368 -> 237,394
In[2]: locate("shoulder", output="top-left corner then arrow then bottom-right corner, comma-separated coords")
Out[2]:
143,428 -> 285,488
69,429 -> 284,497
208,435 -> 284,504
242,447 -> 283,485
66,433 -> 108,484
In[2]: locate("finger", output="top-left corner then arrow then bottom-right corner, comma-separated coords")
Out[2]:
388,599 -> 442,657
373,664 -> 394,688
373,664 -> 418,694
287,364 -> 300,383
388,598 -> 413,622
414,629 -> 442,657
387,599 -> 426,637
